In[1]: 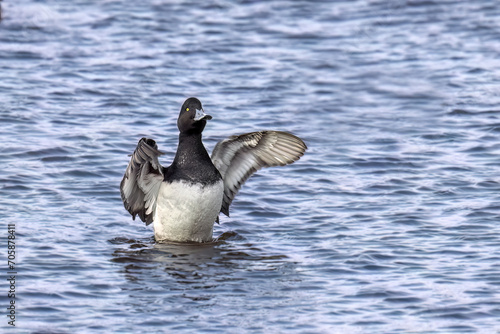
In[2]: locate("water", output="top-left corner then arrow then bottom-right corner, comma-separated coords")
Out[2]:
1,0 -> 500,333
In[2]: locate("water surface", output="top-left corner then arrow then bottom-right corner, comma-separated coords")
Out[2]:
1,1 -> 500,333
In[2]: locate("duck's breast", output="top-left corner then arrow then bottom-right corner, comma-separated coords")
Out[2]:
153,180 -> 223,242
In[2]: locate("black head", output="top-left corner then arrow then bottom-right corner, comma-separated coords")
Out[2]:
177,97 -> 212,134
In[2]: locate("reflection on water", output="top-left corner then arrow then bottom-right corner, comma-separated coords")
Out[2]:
110,232 -> 291,286
107,233 -> 308,333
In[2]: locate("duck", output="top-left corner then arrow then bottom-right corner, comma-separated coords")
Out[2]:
120,97 -> 307,243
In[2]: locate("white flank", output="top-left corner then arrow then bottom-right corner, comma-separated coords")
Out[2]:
153,180 -> 224,243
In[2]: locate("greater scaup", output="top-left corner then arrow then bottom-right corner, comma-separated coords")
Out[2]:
120,97 -> 307,243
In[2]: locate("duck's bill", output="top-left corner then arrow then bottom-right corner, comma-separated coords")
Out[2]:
194,108 -> 212,121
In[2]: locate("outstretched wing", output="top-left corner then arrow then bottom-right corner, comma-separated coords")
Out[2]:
120,138 -> 165,225
211,130 -> 307,217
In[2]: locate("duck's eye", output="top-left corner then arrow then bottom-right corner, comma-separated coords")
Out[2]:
186,108 -> 189,111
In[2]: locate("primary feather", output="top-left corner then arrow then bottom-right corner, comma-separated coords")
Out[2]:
211,131 -> 307,216
120,138 -> 165,225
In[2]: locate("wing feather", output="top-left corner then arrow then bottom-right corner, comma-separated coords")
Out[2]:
211,131 -> 307,217
120,138 -> 165,225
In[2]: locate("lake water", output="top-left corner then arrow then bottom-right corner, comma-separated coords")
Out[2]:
1,0 -> 500,333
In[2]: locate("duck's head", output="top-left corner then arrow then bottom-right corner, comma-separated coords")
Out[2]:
177,97 -> 212,134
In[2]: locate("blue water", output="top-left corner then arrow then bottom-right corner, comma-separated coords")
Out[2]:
1,0 -> 500,333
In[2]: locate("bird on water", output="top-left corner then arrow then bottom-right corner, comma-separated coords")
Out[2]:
120,97 -> 307,243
